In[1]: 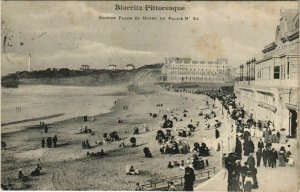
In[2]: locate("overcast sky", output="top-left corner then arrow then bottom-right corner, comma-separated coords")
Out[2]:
1,1 -> 298,75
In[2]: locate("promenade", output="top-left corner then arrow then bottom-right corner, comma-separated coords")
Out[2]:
195,98 -> 299,192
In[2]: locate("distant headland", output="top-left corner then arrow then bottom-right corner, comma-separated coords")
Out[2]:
1,63 -> 163,88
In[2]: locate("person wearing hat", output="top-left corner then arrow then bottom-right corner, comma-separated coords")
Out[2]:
256,149 -> 262,167
183,166 -> 195,191
257,139 -> 264,150
271,148 -> 278,168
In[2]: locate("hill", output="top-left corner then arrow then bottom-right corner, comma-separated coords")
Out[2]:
1,63 -> 163,87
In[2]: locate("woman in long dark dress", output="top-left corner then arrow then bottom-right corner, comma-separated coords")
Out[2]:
183,167 -> 195,191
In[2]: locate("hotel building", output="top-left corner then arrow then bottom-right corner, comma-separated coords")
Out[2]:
235,9 -> 299,138
159,57 -> 230,83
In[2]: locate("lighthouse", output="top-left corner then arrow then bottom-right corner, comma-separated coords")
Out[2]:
28,54 -> 31,72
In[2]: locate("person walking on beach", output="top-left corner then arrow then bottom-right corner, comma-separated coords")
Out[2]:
44,125 -> 48,133
53,135 -> 58,148
47,137 -> 52,148
41,138 -> 45,148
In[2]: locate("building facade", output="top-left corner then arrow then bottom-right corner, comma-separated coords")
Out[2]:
125,64 -> 135,70
159,57 -> 230,83
80,65 -> 90,71
235,10 -> 299,138
108,64 -> 117,70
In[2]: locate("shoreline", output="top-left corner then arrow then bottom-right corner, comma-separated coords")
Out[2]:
1,113 -> 65,127
1,84 -> 130,134
1,87 -> 226,190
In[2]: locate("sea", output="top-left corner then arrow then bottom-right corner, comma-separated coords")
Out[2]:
1,84 -> 128,133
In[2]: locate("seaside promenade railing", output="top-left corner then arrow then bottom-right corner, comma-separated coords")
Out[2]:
141,167 -> 216,191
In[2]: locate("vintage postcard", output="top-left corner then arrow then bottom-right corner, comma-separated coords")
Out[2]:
1,1 -> 299,191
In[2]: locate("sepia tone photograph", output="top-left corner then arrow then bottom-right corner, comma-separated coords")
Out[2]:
1,1 -> 299,191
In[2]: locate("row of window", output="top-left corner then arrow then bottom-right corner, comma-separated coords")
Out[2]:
168,69 -> 227,73
171,64 -> 228,68
169,76 -> 226,81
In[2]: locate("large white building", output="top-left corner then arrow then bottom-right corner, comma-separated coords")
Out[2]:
159,57 -> 230,83
235,9 -> 299,138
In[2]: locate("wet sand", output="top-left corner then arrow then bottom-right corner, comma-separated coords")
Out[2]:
1,87 -> 227,190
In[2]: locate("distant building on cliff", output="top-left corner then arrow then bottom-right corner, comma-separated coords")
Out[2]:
125,64 -> 135,70
108,64 -> 117,70
235,9 -> 299,138
80,65 -> 90,71
158,57 -> 230,83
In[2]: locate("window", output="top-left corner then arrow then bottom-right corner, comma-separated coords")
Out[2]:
274,66 -> 280,79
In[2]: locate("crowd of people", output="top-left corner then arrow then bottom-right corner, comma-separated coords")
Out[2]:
41,135 -> 58,148
4,87 -> 295,191
199,88 -> 295,192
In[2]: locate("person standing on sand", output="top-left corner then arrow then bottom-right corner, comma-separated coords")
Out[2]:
42,138 -> 45,148
44,125 -> 48,133
135,182 -> 142,191
47,137 -> 52,148
53,135 -> 58,148
1,141 -> 7,150
215,128 -> 220,139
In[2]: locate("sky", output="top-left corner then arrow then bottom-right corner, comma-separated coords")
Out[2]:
1,1 -> 298,75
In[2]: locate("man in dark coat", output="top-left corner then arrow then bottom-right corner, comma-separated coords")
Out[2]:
256,149 -> 262,167
271,148 -> 278,168
248,138 -> 255,153
183,167 -> 195,191
235,137 -> 242,160
243,139 -> 253,156
267,149 -> 273,167
265,140 -> 272,150
53,135 -> 58,148
44,125 -> 48,133
262,148 -> 268,167
257,139 -> 264,150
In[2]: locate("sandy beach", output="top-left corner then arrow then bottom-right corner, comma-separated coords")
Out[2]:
1,85 -> 227,190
